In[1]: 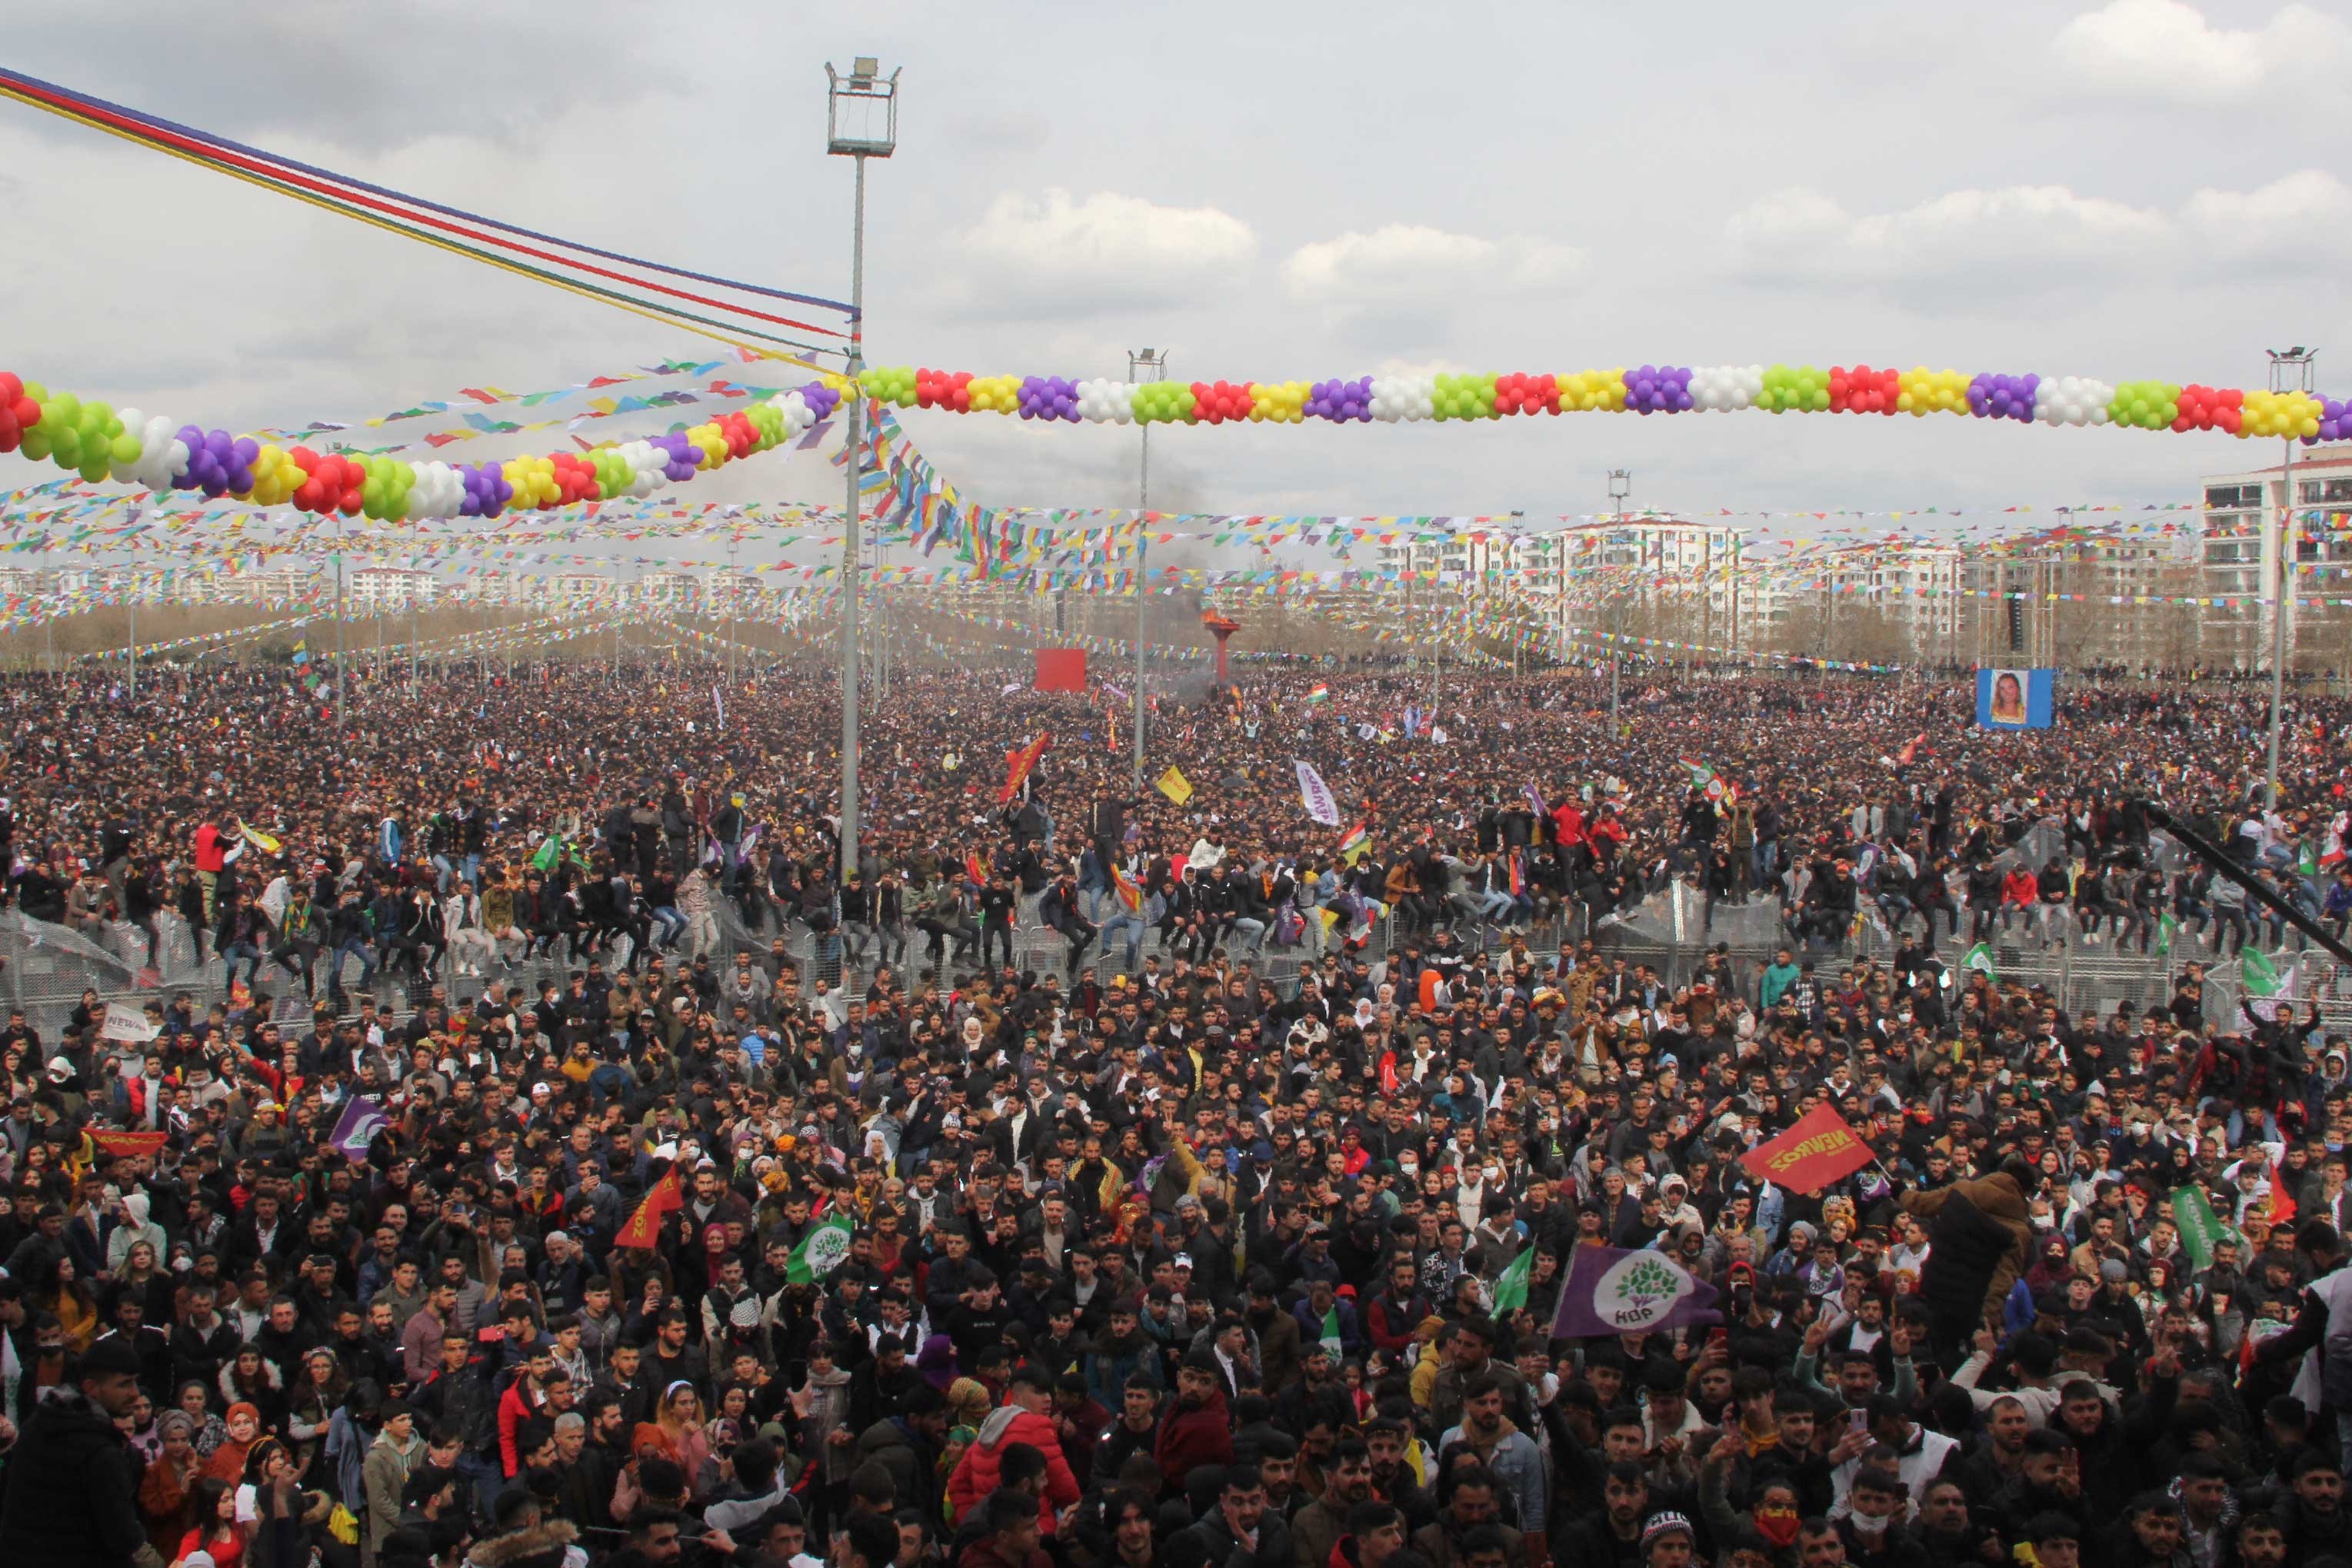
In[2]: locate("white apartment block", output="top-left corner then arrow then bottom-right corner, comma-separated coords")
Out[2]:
547,572 -> 611,605
348,567 -> 438,609
221,571 -> 317,606
1821,541 -> 1963,648
2199,450 -> 2352,671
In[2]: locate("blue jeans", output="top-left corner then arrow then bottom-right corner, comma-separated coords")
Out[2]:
1098,911 -> 1148,964
650,906 -> 685,946
456,1450 -> 503,1514
223,940 -> 265,986
333,937 -> 377,992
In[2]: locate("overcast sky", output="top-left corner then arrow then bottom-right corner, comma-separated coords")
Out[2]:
5,0 -> 2347,566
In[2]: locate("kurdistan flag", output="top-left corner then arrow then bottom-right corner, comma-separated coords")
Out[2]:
785,1212 -> 855,1284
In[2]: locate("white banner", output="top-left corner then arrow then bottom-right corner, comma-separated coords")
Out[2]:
1294,759 -> 1341,826
102,1002 -> 160,1043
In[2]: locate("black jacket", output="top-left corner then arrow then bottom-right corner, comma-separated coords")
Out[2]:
0,1387 -> 148,1568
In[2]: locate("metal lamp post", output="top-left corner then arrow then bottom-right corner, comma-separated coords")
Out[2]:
1127,348 -> 1167,783
2264,345 -> 2317,815
827,55 -> 899,881
1607,468 -> 1631,727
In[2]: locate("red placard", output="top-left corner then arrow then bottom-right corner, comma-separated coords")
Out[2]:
1738,1105 -> 1874,1193
1034,647 -> 1088,692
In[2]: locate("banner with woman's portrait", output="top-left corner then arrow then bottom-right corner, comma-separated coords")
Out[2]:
1976,666 -> 2054,729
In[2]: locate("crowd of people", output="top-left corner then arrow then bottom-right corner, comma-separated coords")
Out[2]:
0,648 -> 2350,1568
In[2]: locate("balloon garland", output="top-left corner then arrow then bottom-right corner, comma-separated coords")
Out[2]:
5,359 -> 2347,523
867,363 -> 2352,442
0,371 -> 840,518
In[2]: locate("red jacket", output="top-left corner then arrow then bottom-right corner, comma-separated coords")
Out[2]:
194,824 -> 227,874
947,1404 -> 1081,1530
497,1377 -> 542,1476
1151,1385 -> 1234,1485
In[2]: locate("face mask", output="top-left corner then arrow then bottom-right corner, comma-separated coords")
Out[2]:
1755,1510 -> 1801,1548
1850,1513 -> 1891,1542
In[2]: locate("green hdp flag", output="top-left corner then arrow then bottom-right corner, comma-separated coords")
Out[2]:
2300,841 -> 2320,878
1319,1307 -> 1344,1358
1491,1247 -> 1534,1314
2171,1185 -> 2225,1273
1962,941 -> 1997,980
530,834 -> 562,872
785,1212 -> 855,1285
2155,911 -> 2180,958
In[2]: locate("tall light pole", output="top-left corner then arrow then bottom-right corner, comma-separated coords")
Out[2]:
1127,348 -> 1168,784
332,510 -> 348,727
2264,345 -> 2317,814
828,55 -> 900,881
125,502 -> 142,697
1607,468 -> 1631,727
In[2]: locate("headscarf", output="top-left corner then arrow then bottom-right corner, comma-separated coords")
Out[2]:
947,1377 -> 992,1429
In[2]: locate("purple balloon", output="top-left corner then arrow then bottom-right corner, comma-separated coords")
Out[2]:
1626,365 -> 1692,415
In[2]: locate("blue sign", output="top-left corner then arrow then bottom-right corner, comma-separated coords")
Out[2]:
1977,667 -> 2054,730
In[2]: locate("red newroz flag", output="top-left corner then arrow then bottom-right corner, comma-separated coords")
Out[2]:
615,1166 -> 684,1251
1738,1104 -> 1874,1194
998,731 -> 1051,805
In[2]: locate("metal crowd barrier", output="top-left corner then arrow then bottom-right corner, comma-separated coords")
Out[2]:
10,861 -> 2343,1048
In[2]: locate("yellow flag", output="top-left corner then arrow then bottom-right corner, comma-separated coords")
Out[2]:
1154,766 -> 1193,806
240,824 -> 282,854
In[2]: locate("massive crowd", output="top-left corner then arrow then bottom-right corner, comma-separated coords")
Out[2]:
1,648 -> 2350,1568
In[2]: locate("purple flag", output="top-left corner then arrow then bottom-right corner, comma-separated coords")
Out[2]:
329,1094 -> 387,1160
1550,1244 -> 1721,1339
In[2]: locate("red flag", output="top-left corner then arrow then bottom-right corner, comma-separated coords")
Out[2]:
1379,1051 -> 1399,1097
998,731 -> 1051,804
964,851 -> 988,885
1737,1105 -> 1873,1193
1508,852 -> 1524,900
616,1166 -> 684,1251
91,1129 -> 168,1160
1897,733 -> 1926,766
